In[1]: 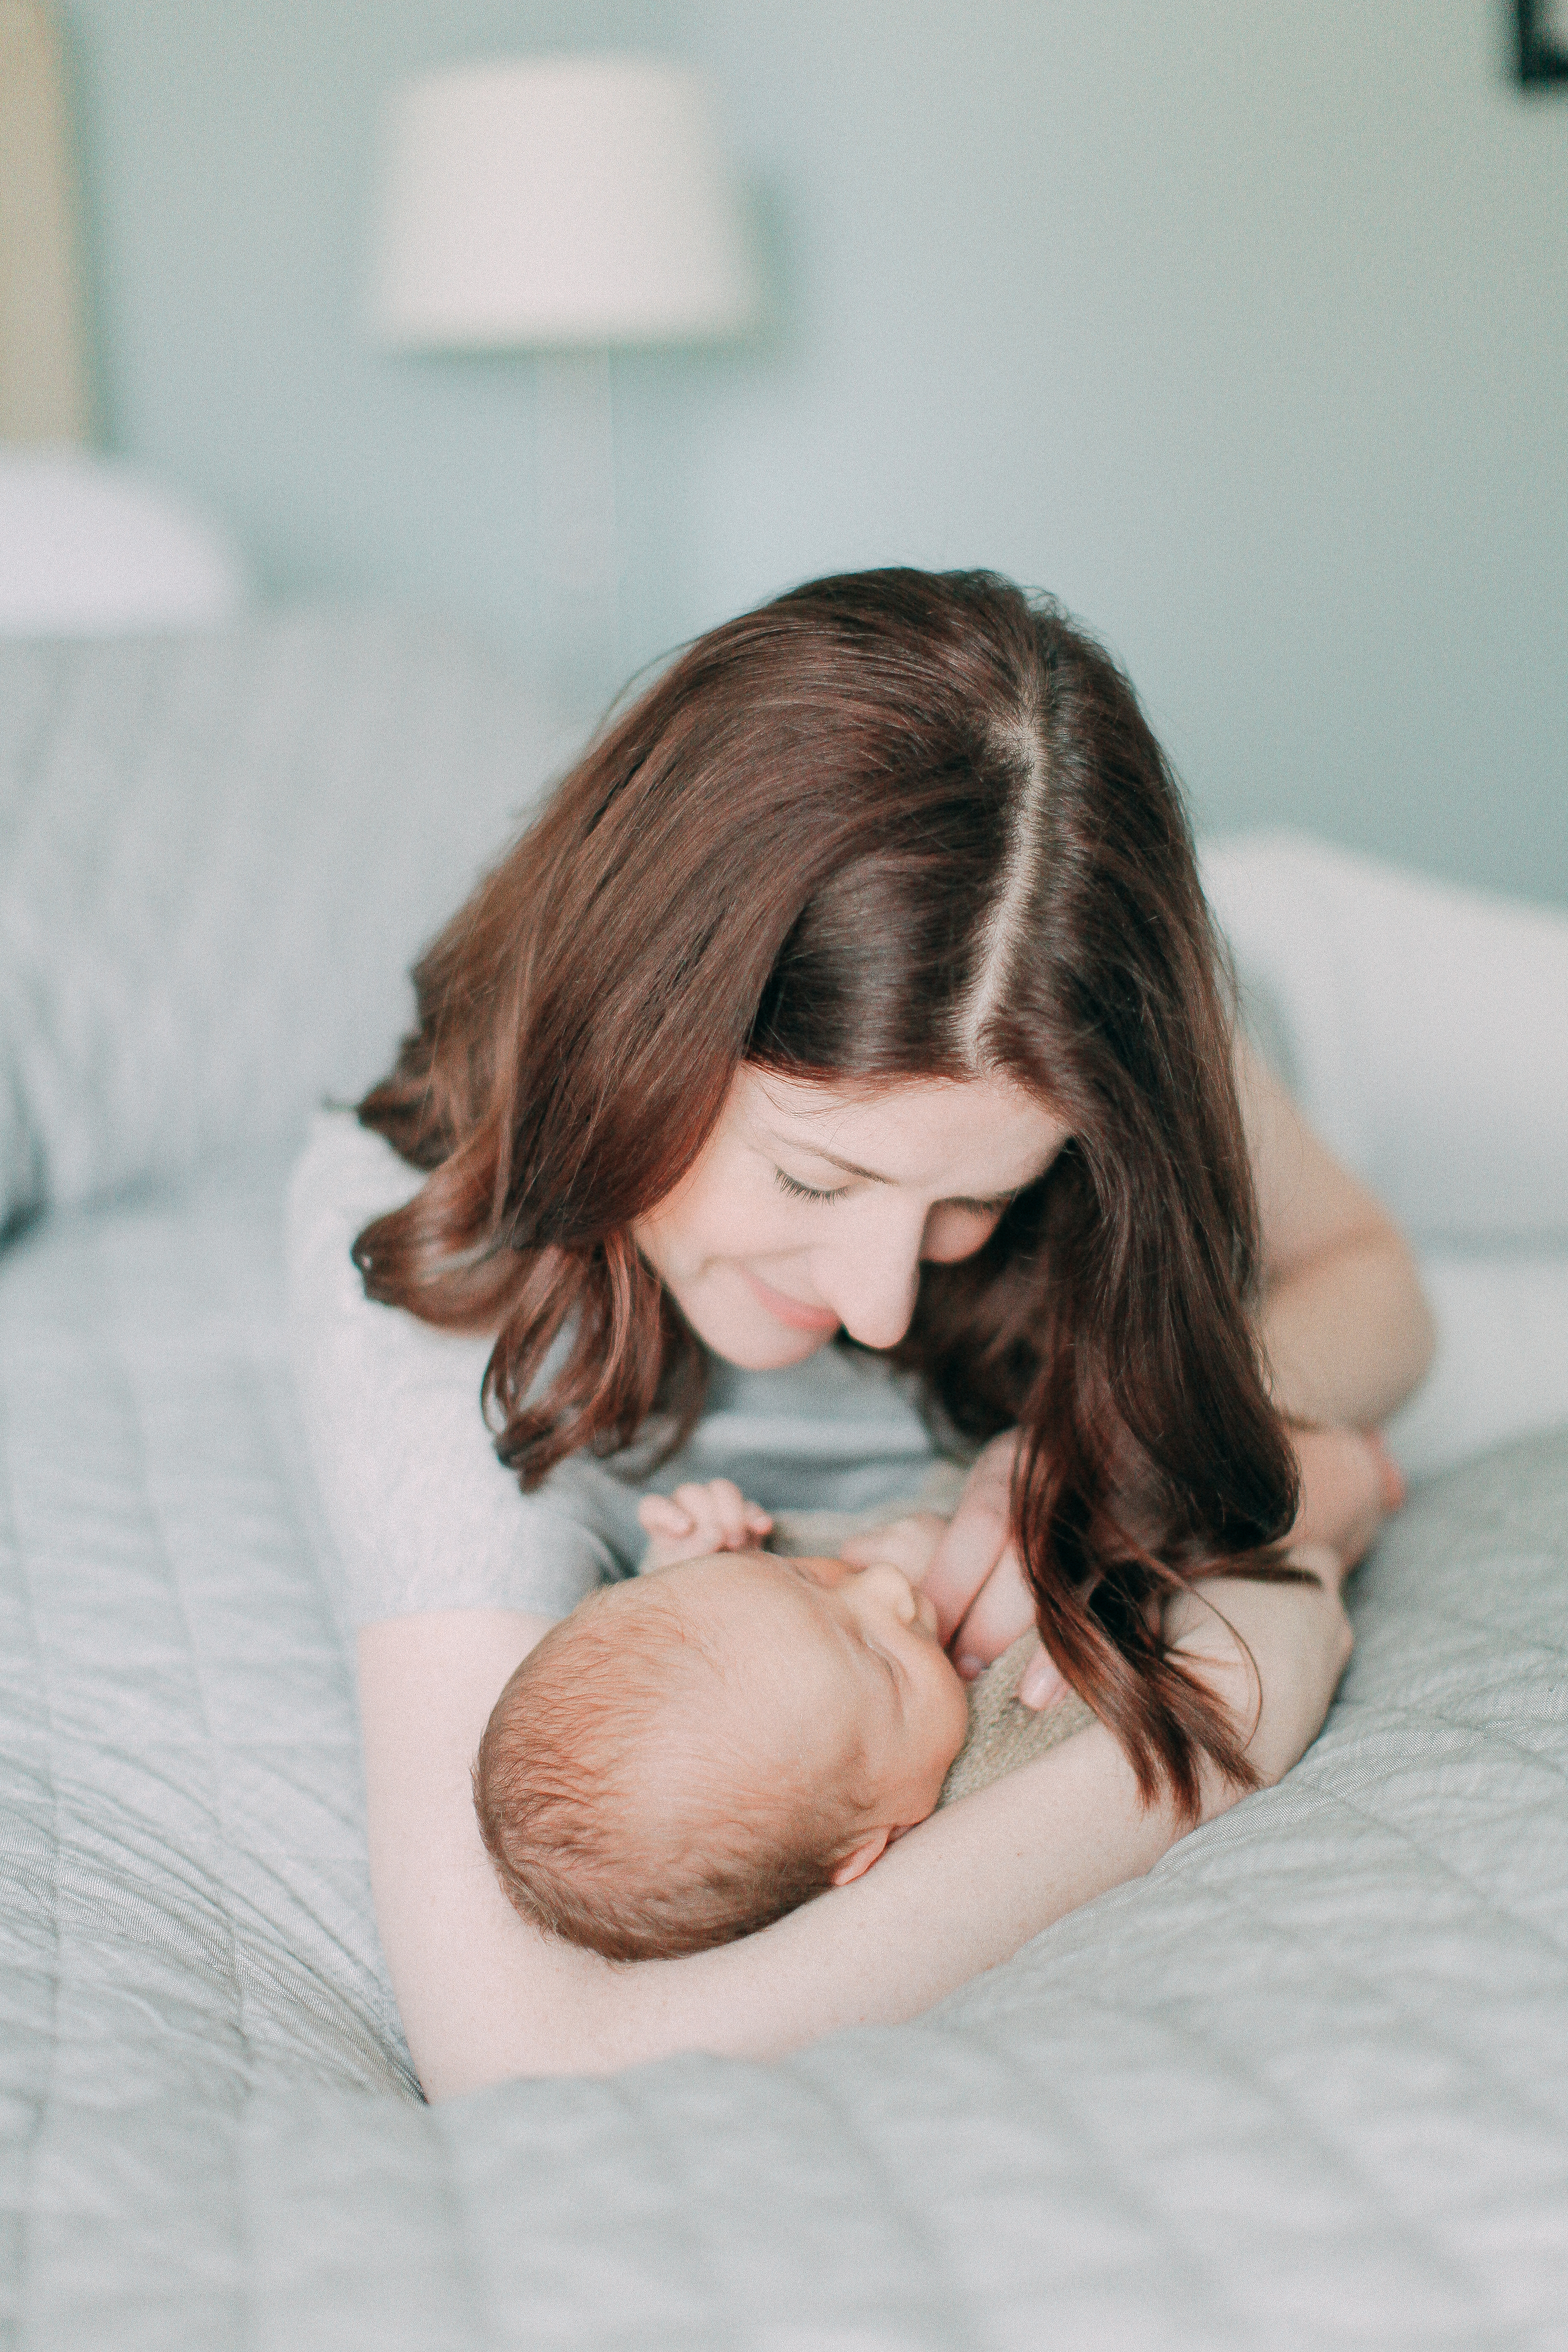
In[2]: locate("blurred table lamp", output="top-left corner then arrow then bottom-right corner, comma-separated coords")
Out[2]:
369,56 -> 756,713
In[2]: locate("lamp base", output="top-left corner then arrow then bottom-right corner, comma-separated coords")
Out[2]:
536,347 -> 623,722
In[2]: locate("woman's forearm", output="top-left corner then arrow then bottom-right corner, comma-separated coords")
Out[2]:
363,1613 -> 1189,2098
578,1724 -> 1182,2077
652,1563 -> 1352,2075
366,1568 -> 1349,2100
423,1726 -> 1187,2094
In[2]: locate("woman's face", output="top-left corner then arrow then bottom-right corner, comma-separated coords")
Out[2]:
632,1067 -> 1069,1369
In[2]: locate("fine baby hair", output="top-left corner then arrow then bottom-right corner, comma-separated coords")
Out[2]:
474,1547 -> 970,1961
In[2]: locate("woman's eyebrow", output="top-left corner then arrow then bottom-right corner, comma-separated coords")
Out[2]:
778,1142 -> 892,1182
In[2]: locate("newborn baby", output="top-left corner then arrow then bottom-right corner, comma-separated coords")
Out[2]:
474,1480 -> 1091,1961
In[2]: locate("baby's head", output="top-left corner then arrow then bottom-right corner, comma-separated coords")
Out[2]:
474,1550 -> 968,1960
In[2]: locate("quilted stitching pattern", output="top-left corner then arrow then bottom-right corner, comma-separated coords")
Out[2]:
1,1163 -> 1566,2348
0,617 -> 565,1227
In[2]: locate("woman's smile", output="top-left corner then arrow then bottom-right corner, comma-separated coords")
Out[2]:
741,1266 -> 841,1333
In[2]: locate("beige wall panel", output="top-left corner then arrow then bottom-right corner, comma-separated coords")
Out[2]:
0,0 -> 90,444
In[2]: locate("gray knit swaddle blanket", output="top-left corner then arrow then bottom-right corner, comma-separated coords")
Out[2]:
767,1463 -> 1097,1807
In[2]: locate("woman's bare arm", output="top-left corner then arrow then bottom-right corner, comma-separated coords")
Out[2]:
924,1046 -> 1429,1668
1237,1036 -> 1435,1429
359,1559 -> 1351,2100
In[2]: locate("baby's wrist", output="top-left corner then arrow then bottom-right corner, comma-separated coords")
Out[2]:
640,1539 -> 708,1574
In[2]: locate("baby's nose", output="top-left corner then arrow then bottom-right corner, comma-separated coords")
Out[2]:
854,1559 -> 921,1624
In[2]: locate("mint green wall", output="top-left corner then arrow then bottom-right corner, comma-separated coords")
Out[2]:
65,1 -> 1568,904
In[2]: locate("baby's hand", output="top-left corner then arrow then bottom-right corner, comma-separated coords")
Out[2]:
838,1510 -> 949,1586
637,1479 -> 774,1571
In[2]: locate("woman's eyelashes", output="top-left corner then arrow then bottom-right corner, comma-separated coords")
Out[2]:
772,1167 -> 1020,1214
773,1167 -> 847,1202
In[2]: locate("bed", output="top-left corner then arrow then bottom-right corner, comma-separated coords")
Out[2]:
1,611 -> 1566,2348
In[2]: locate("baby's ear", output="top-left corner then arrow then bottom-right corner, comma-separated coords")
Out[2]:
828,1829 -> 892,1887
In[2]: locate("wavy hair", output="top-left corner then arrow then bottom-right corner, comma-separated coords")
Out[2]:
355,569 -> 1302,1815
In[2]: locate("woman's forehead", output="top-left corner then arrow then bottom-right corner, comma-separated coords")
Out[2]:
734,1066 -> 1067,1194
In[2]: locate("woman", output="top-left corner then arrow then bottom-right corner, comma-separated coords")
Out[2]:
289,569 -> 1431,2098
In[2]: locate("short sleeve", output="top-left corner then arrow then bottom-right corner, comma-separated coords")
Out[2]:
285,1111 -> 615,1624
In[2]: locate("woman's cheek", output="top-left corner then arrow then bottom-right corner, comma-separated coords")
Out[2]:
920,1208 -> 1003,1264
636,1160 -> 763,1278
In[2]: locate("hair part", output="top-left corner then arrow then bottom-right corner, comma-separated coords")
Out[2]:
473,1582 -> 870,1961
360,566 -> 1303,1823
958,709 -> 1048,1061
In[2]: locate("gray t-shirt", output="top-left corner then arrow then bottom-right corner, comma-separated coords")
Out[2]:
285,1113 -> 954,1626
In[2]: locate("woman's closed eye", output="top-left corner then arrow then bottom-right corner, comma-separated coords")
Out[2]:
774,1168 -> 1019,1214
773,1168 -> 848,1203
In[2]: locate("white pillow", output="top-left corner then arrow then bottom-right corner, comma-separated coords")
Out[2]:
1202,832 -> 1568,1479
1201,831 -> 1568,1247
0,611 -> 569,1227
0,450 -> 250,635
1385,1249 -> 1568,1480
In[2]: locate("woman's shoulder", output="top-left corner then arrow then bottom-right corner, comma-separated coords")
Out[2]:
284,1109 -> 437,1381
284,1111 -> 616,1624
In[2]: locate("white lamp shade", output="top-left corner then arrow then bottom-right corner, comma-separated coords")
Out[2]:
369,56 -> 757,349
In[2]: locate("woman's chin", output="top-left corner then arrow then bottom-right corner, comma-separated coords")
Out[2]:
708,1323 -> 835,1372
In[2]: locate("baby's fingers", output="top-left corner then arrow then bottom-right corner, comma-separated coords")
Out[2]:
637,1494 -> 694,1537
670,1480 -> 771,1552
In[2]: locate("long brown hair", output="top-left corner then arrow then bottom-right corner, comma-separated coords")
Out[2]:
355,569 -> 1302,1815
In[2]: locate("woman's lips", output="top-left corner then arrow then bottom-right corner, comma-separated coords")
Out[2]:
743,1268 -> 841,1334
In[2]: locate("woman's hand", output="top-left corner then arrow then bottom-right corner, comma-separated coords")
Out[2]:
919,1433 -> 1071,1705
917,1417 -> 1394,1717
1290,1425 -> 1405,1572
1167,1541 -> 1353,1788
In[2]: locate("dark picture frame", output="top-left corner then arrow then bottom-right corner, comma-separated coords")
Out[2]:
1517,0 -> 1568,83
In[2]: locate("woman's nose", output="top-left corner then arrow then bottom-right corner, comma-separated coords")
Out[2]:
815,1230 -> 923,1350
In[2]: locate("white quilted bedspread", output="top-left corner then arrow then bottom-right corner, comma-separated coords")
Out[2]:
3,1162 -> 1566,2350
